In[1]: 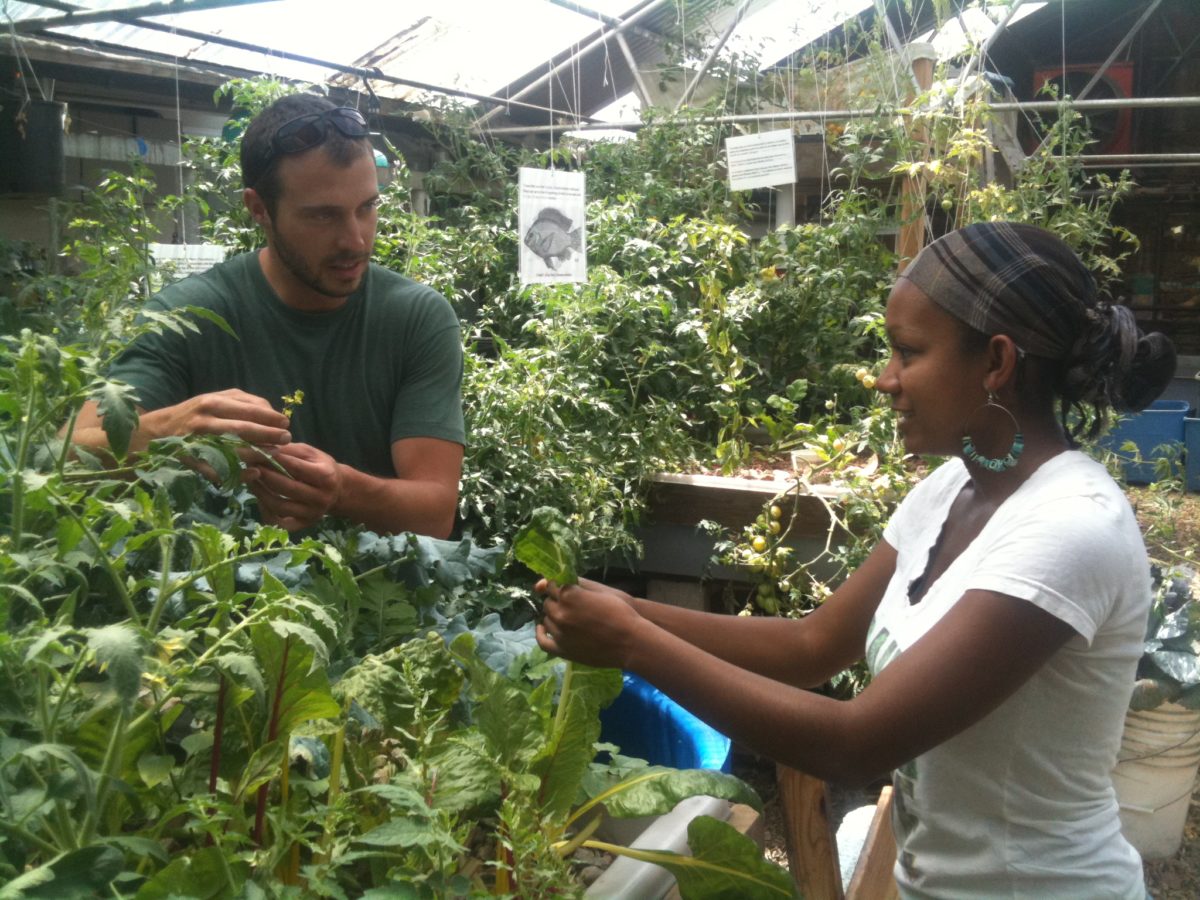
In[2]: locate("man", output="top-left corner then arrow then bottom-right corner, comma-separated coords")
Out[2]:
70,94 -> 465,538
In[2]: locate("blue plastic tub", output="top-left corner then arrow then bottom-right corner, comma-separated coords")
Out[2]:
599,673 -> 733,772
1098,400 -> 1191,485
1186,417 -> 1200,493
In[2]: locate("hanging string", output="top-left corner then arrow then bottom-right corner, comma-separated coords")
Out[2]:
172,29 -> 187,244
1058,0 -> 1068,164
5,1 -> 47,107
548,56 -> 555,169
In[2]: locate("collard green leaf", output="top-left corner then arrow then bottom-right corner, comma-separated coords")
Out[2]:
583,766 -> 761,820
1148,649 -> 1200,687
513,506 -> 579,585
630,814 -> 797,899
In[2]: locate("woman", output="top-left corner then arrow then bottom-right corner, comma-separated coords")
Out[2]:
535,222 -> 1176,898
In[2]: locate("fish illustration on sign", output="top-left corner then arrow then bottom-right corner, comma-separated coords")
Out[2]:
523,207 -> 582,270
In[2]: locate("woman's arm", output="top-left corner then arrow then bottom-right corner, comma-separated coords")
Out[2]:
538,569 -> 1075,785
617,541 -> 899,688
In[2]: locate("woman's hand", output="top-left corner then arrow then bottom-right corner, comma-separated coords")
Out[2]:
534,577 -> 644,668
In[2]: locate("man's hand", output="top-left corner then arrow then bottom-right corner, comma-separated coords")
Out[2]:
247,441 -> 343,532
150,389 -> 292,447
69,389 -> 292,458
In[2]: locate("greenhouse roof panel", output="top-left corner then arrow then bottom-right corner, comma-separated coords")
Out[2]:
5,1 -> 1017,121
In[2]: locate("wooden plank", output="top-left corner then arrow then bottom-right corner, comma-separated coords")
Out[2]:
845,786 -> 899,900
775,765 -> 844,900
645,472 -> 844,539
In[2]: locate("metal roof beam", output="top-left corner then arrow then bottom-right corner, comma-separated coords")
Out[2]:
1075,0 -> 1163,101
13,0 -> 276,33
675,0 -> 754,111
480,94 -> 1200,135
13,14 -> 595,121
542,0 -> 667,45
475,0 -> 669,128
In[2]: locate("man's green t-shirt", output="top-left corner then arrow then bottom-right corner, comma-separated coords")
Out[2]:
111,251 -> 465,477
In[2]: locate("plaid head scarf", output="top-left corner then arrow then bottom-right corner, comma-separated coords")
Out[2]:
898,221 -> 1114,361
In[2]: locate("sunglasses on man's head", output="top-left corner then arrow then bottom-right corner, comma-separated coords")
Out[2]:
270,107 -> 370,157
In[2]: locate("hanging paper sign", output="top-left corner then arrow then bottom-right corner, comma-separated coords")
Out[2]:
148,243 -> 227,284
519,167 -> 587,285
725,130 -> 796,191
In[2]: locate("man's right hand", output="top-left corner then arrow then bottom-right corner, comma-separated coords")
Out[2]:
143,389 -> 292,448
68,389 -> 292,458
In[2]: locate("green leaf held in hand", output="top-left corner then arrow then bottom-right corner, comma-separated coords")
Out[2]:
513,506 -> 580,586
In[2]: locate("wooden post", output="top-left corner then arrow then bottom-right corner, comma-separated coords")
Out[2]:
896,52 -> 936,272
845,786 -> 899,900
776,764 -> 844,900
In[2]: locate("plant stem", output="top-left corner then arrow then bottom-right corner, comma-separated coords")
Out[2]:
9,378 -> 38,551
254,635 -> 291,846
315,705 -> 348,865
552,661 -> 574,737
80,704 -> 128,845
0,817 -> 61,856
209,676 -> 227,794
44,485 -> 140,625
146,532 -> 177,632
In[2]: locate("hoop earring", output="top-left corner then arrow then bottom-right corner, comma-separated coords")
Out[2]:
961,392 -> 1024,472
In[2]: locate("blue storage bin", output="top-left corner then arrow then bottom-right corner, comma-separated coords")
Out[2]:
1098,400 -> 1190,485
1186,417 -> 1200,493
599,673 -> 732,772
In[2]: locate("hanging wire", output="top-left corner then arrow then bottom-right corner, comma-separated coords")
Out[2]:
5,0 -> 47,105
169,23 -> 189,244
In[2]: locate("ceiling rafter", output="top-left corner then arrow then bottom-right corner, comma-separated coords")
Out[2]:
9,0 -> 598,121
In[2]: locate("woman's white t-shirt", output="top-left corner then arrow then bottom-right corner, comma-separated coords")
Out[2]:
868,451 -> 1149,899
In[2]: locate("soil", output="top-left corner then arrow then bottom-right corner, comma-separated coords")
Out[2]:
730,485 -> 1200,895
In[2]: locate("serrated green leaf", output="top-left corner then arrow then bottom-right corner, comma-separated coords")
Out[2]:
232,739 -> 284,803
87,623 -> 144,710
0,845 -> 124,899
180,304 -> 238,338
94,380 -> 140,459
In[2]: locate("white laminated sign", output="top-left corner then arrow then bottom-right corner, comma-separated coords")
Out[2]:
725,130 -> 796,191
518,167 -> 587,285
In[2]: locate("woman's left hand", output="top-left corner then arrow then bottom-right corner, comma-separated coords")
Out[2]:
534,578 -> 644,668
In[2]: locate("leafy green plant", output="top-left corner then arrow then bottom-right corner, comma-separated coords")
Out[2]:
1131,564 -> 1200,711
511,507 -> 795,898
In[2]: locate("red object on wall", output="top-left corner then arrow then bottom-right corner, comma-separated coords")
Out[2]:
1029,61 -> 1134,155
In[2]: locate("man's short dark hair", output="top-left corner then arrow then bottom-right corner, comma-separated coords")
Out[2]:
240,94 -> 373,215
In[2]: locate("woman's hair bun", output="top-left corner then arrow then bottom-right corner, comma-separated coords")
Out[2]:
1119,331 -> 1177,413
